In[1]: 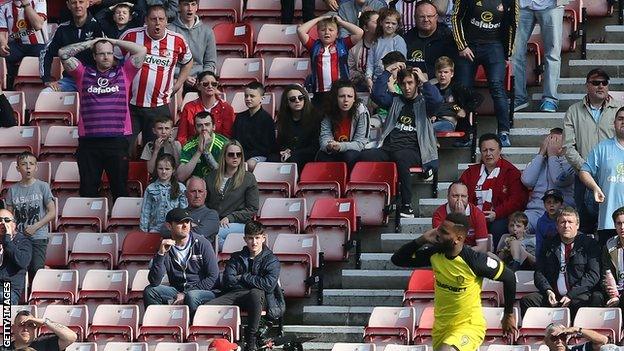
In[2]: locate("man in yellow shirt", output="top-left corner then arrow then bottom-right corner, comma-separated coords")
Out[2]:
392,213 -> 517,351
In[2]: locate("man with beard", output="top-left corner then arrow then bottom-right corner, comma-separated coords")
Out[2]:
391,212 -> 516,351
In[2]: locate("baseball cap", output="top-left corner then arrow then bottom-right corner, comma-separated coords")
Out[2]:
542,189 -> 564,203
165,208 -> 192,223
209,338 -> 239,351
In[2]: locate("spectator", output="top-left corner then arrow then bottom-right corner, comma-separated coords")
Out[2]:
511,0 -> 563,113
337,0 -> 387,38
522,128 -> 575,232
0,0 -> 48,89
564,68 -> 620,235
389,0 -> 419,32
95,2 -> 143,39
360,66 -> 439,218
168,0 -> 217,91
432,181 -> 488,252
177,111 -> 229,181
140,153 -> 188,232
0,208 -> 31,304
59,37 -> 146,201
520,207 -> 603,317
135,0 -> 179,21
4,152 -> 55,280
115,4 -> 193,152
374,51 -> 406,122
140,115 -> 182,174
497,211 -> 535,271
281,0 -> 315,24
270,85 -> 321,171
209,221 -> 281,351
451,0 -> 518,147
61,0 -> 141,21
318,79 -> 371,170
205,140 -> 259,247
535,189 -> 565,260
40,0 -> 103,93
144,207 -> 219,318
543,324 -> 609,351
460,133 -> 528,244
0,87 -> 17,127
232,82 -> 276,172
10,310 -> 77,350
602,206 -> 624,308
365,8 -> 407,90
348,10 -> 379,92
580,107 -> 624,245
177,71 -> 234,144
297,15 -> 363,106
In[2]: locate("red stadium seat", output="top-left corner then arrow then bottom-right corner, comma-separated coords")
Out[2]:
30,92 -> 79,137
573,307 -> 622,343
106,197 -> 143,243
482,307 -> 518,346
2,161 -> 51,195
29,269 -> 79,306
155,343 -> 200,351
218,233 -> 246,265
88,304 -> 139,344
305,198 -> 357,261
297,162 -> 346,214
40,304 -> 88,341
242,0 -> 281,20
51,161 -> 80,208
69,233 -> 118,277
515,270 -> 538,300
518,307 -> 570,347
562,0 -> 582,52
118,231 -> 162,284
219,58 -> 265,98
103,342 -> 148,351
364,307 -> 416,345
412,306 -> 435,344
525,37 -> 543,87
402,269 -> 434,307
253,162 -> 299,210
385,345 -> 428,351
272,233 -> 320,297
481,278 -> 503,307
65,342 -> 97,351
4,91 -> 25,125
45,232 -> 68,268
585,0 -> 612,17
137,305 -> 190,344
101,161 -> 149,197
14,57 -> 62,110
253,24 -> 301,67
258,198 -> 306,245
57,197 -> 108,234
197,0 -> 243,23
39,126 -> 78,175
0,126 -> 40,175
213,22 -> 254,58
332,344 -> 376,351
487,346 -> 530,351
188,305 -> 241,345
265,58 -> 311,90
346,162 -> 398,226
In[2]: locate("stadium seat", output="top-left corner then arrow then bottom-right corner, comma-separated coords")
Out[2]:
4,91 -> 25,125
296,162 -> 347,215
272,233 -> 321,298
103,342 -> 148,351
2,161 -> 51,194
585,0 -> 613,16
364,306 -> 416,345
155,343 -> 200,351
118,231 -> 162,285
253,24 -> 301,67
487,346 -> 530,351
229,91 -> 275,118
69,233 -> 118,276
562,0 -> 582,52
482,307 -> 519,346
137,305 -> 190,344
332,343 -> 376,351
518,307 -> 570,346
197,0 -> 243,23
241,0 -> 281,20
384,345 -> 428,351
265,57 -> 311,90
127,269 -> 168,317
179,92 -> 199,116
412,306 -> 435,344
525,38 -> 543,87
305,198 -> 357,262
39,125 -> 78,175
30,92 -> 79,137
88,304 -> 139,344
253,162 -> 299,210
78,269 -> 128,321
101,161 -> 149,197
14,57 -> 62,110
514,270 -> 538,299
213,22 -> 254,58
51,161 -> 81,207
219,58 -> 265,98
259,198 -> 307,239
106,197 -> 143,243
45,232 -> 69,268
346,162 -> 397,226
40,304 -> 88,341
0,126 -> 40,174
10,305 -> 37,322
402,269 -> 435,307
481,278 -> 503,307
218,232 -> 246,265
187,305 -> 241,345
57,197 -> 109,234
29,269 -> 79,306
573,307 -> 622,343
65,342 -> 97,351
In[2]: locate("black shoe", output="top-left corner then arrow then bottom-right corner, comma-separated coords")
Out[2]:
400,204 -> 415,218
245,337 -> 258,351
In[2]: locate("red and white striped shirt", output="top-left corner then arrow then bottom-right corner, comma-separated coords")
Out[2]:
0,0 -> 48,45
395,0 -> 418,32
116,27 -> 192,108
305,37 -> 353,93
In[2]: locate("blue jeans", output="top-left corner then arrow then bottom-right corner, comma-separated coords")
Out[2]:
574,174 -> 598,234
217,222 -> 246,248
511,6 -> 564,104
455,42 -> 510,133
41,76 -> 77,92
143,284 -> 216,316
432,119 -> 455,133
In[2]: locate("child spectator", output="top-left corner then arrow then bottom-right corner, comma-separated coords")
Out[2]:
96,2 -> 143,39
297,15 -> 364,107
348,10 -> 379,92
5,152 -> 56,279
535,189 -> 564,258
140,154 -> 188,232
389,0 -> 419,32
497,211 -> 535,271
232,82 -> 276,172
141,116 -> 182,174
365,8 -> 407,90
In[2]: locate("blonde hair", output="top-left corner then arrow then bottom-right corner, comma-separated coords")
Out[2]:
435,56 -> 455,71
317,17 -> 339,31
214,140 -> 246,192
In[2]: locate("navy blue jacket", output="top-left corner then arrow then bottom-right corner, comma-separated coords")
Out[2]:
0,232 -> 32,296
222,245 -> 280,293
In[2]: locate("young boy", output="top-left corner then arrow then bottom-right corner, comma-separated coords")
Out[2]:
535,189 -> 564,258
232,82 -> 276,172
297,15 -> 364,107
5,152 -> 56,279
497,211 -> 536,271
141,116 -> 182,174
348,10 -> 379,92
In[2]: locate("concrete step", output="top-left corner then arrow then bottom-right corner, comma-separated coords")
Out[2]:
606,25 -> 624,42
509,128 -> 550,147
294,342 -> 334,351
513,112 -> 564,129
342,269 -> 412,289
323,289 -> 404,306
283,325 -> 364,343
418,198 -> 446,217
380,233 -> 422,252
478,147 -> 540,164
360,253 -> 410,270
531,93 -> 583,111
399,217 -> 433,233
302,306 -> 373,326
567,60 -> 624,78
586,43 -> 624,60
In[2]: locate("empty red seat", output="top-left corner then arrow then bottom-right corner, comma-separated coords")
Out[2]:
45,232 -> 68,268
51,161 -> 80,208
412,306 -> 435,344
402,269 -> 434,307
69,233 -> 118,277
482,307 -> 518,346
78,269 -> 128,321
253,162 -> 299,209
364,307 -> 417,345
259,198 -> 307,238
65,342 -> 97,351
272,233 -> 321,297
346,162 -> 397,226
30,92 -> 79,135
198,0 -> 243,22
219,58 -> 265,98
39,126 -> 78,174
242,0 -> 281,20
332,344 -> 376,351
253,24 -> 301,61
518,307 -> 570,346
213,22 -> 254,58
57,197 -> 108,233
155,343 -> 200,351
29,269 -> 79,305
305,198 -> 357,261
187,305 -> 241,345
88,304 -> 139,344
138,305 -> 190,344
0,126 -> 40,173
4,91 -> 25,125
107,197 -> 143,243
297,162 -> 346,214
266,57 -> 311,90
103,342 -> 148,351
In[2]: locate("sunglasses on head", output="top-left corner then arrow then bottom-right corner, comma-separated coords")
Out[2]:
0,217 -> 13,223
200,81 -> 219,87
288,95 -> 305,103
227,152 -> 242,158
588,80 -> 608,87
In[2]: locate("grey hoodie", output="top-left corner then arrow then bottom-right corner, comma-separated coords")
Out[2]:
319,102 -> 371,153
168,16 -> 217,76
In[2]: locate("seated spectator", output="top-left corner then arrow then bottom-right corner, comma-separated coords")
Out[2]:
269,85 -> 320,171
177,71 -> 234,144
602,207 -> 624,307
0,208 -> 31,304
520,207 -> 603,317
522,128 -> 575,232
348,10 -> 379,92
337,0 -> 387,38
432,181 -> 488,252
543,324 -> 609,351
460,133 -> 529,244
360,66 -> 439,218
10,310 -> 78,350
96,2 -> 143,39
497,211 -> 535,271
206,140 -> 259,247
209,221 -> 282,351
140,154 -> 188,232
535,189 -> 565,259
144,207 -> 219,318
232,82 -> 276,172
365,8 -> 407,90
177,111 -> 229,181
141,116 -> 182,174
317,79 -> 371,170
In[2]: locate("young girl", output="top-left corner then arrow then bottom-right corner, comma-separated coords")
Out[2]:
366,8 -> 407,90
140,154 -> 188,232
348,10 -> 379,92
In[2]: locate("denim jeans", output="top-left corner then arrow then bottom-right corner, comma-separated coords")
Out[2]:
143,284 -> 216,316
574,174 -> 598,234
432,119 -> 455,133
41,76 -> 77,93
455,42 -> 510,133
217,222 -> 246,248
511,6 -> 564,105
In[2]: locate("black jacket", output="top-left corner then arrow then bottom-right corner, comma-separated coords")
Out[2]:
95,5 -> 145,39
233,108 -> 276,159
222,245 -> 280,293
404,23 -> 458,75
535,234 -> 601,299
431,81 -> 484,117
0,233 -> 32,296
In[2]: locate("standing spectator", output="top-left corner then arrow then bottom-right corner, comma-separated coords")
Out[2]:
602,207 -> 624,308
5,152 -> 55,280
205,140 -> 259,247
59,37 -> 146,201
116,4 -> 193,151
168,0 -> 217,90
140,154 -> 188,232
348,10 -> 379,91
535,189 -> 565,259
580,107 -> 624,245
522,128 -> 575,232
543,324 -> 609,351
0,208 -> 31,304
140,115 -> 182,174
135,0 -> 179,21
209,221 -> 281,351
232,82 -> 276,172
10,310 -> 77,350
144,207 -> 219,318
0,0 -> 48,89
281,0 -> 315,24
459,133 -> 528,244
338,0 -> 387,38
40,0 -> 103,92
389,0 -> 419,32
318,79 -> 371,170
564,69 -> 620,235
365,8 -> 407,90
451,0 -> 518,147
96,2 -> 143,39
511,0 -> 563,112
520,207 -> 603,317
177,71 -> 235,144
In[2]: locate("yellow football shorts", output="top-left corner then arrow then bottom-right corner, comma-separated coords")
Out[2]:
432,323 -> 485,351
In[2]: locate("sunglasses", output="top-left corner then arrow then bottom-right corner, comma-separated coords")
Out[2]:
0,217 -> 13,223
21,322 -> 37,328
288,95 -> 305,103
227,152 -> 242,158
200,81 -> 219,87
588,80 -> 609,87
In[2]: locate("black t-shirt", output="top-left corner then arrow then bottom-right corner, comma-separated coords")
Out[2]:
6,335 -> 61,351
465,0 -> 504,44
434,85 -> 460,118
383,100 -> 420,152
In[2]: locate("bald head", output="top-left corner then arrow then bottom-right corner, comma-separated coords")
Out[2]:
186,176 -> 207,208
